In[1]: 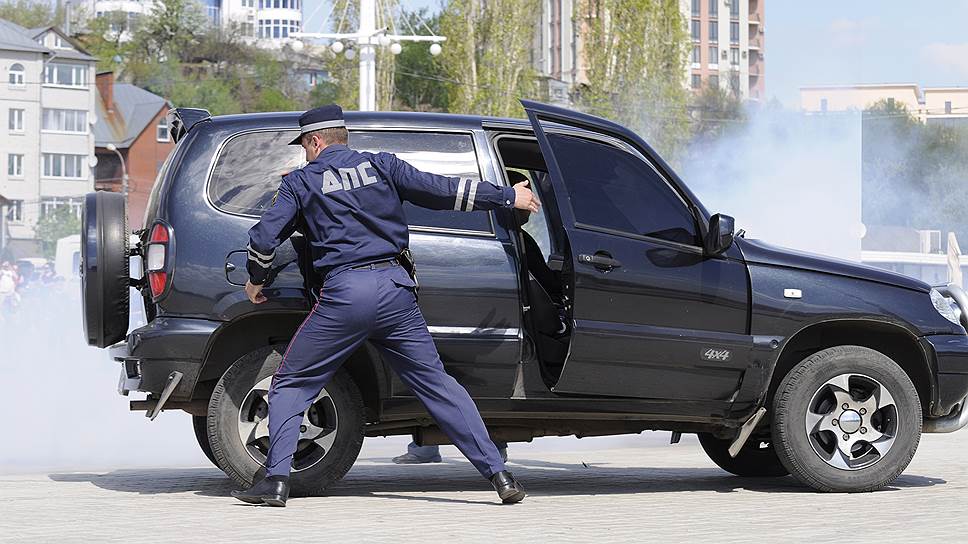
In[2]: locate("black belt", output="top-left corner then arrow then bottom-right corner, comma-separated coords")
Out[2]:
350,258 -> 398,270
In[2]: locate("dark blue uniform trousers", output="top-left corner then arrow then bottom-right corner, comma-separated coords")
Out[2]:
264,263 -> 507,479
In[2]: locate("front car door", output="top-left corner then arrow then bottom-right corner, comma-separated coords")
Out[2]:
522,100 -> 752,403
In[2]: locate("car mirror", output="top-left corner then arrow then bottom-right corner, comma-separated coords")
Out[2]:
704,214 -> 735,256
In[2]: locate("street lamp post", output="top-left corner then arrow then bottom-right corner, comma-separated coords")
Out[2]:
105,143 -> 128,205
291,0 -> 445,112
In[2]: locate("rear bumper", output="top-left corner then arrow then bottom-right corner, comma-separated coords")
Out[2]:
921,334 -> 968,429
110,317 -> 221,400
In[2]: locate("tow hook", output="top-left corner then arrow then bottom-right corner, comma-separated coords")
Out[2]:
728,407 -> 767,457
147,371 -> 183,420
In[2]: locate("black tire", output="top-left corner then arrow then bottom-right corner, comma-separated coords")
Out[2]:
192,415 -> 219,468
81,191 -> 129,348
697,432 -> 789,477
207,345 -> 365,496
772,345 -> 921,492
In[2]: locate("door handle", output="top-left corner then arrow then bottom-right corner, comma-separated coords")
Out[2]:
578,253 -> 622,271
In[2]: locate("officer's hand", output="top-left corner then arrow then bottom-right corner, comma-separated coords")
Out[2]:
512,180 -> 541,214
245,280 -> 267,304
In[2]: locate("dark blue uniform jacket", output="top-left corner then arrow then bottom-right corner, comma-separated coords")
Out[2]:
246,144 -> 517,285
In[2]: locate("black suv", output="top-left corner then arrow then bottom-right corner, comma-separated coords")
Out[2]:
81,100 -> 968,495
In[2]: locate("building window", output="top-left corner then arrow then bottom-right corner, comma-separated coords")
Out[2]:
730,21 -> 739,43
708,0 -> 718,17
692,45 -> 701,65
42,109 -> 87,133
709,21 -> 718,42
691,74 -> 702,89
729,0 -> 739,17
5,199 -> 23,222
42,153 -> 85,179
887,97 -> 895,109
8,108 -> 24,132
8,63 -> 25,86
156,118 -> 170,142
945,100 -> 953,114
729,73 -> 740,96
730,47 -> 739,65
691,0 -> 700,16
691,19 -> 700,40
709,45 -> 718,66
709,74 -> 719,88
41,197 -> 84,219
44,63 -> 87,87
820,98 -> 828,112
7,154 -> 23,177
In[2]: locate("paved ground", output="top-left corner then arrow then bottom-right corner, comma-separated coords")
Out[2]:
3,431 -> 968,543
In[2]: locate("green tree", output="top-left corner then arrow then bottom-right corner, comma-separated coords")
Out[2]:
77,10 -> 136,72
34,208 -> 80,259
130,0 -> 207,63
0,0 -> 63,28
392,9 -> 449,112
575,0 -> 691,159
690,83 -> 746,140
438,0 -> 541,117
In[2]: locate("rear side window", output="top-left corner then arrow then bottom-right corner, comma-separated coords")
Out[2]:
547,133 -> 698,246
208,129 -> 491,233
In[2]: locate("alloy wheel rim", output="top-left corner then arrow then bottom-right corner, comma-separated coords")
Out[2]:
804,373 -> 898,471
237,375 -> 339,472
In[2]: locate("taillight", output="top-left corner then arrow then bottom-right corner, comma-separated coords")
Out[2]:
145,221 -> 173,300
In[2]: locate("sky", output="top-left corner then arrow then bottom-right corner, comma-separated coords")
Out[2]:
304,0 -> 968,108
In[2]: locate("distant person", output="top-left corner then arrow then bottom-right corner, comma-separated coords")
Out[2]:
393,440 -> 508,464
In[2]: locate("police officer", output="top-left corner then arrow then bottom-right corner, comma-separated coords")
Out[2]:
231,104 -> 540,507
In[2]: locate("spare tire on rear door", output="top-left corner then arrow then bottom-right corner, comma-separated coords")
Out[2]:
81,191 -> 130,348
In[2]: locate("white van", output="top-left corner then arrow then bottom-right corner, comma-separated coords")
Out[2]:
55,234 -> 81,280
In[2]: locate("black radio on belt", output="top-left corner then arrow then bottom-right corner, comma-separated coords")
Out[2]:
398,248 -> 419,294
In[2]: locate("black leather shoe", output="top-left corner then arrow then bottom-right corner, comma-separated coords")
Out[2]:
231,475 -> 290,507
490,471 -> 525,504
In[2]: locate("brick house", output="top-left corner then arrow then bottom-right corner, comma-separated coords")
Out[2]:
93,71 -> 173,228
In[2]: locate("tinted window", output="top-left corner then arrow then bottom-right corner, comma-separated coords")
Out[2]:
208,129 -> 491,233
547,133 -> 698,245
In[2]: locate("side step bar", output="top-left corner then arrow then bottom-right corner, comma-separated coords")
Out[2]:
728,407 -> 767,457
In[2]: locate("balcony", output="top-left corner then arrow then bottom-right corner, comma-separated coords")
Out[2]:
748,38 -> 762,51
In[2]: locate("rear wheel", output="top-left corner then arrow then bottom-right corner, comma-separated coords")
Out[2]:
207,346 -> 365,496
698,433 -> 789,477
192,415 -> 219,468
772,345 -> 921,492
81,191 -> 130,347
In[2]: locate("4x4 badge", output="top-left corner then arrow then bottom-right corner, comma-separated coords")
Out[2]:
702,348 -> 732,362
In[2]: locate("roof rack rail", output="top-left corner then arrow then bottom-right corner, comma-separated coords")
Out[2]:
166,107 -> 211,144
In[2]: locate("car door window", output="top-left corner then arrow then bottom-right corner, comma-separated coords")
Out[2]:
208,129 -> 492,234
547,133 -> 698,246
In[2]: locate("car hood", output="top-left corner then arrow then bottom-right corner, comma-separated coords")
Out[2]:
736,238 -> 931,293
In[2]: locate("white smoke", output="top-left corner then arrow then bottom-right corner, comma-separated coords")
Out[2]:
679,109 -> 864,261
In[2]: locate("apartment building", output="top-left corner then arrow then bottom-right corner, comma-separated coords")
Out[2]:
84,0 -> 302,46
801,84 -> 968,125
682,0 -> 764,100
532,0 -> 579,106
0,20 -> 96,258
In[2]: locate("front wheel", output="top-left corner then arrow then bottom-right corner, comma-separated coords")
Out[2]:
207,346 -> 365,496
698,432 -> 789,477
772,345 -> 922,492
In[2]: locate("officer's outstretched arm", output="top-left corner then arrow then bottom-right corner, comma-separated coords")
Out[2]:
246,177 -> 300,285
375,152 -> 516,212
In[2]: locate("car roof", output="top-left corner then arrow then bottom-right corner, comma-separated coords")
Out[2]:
207,110 -> 533,131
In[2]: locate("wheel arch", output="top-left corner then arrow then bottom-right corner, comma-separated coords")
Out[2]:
192,313 -> 388,420
766,319 -> 936,415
